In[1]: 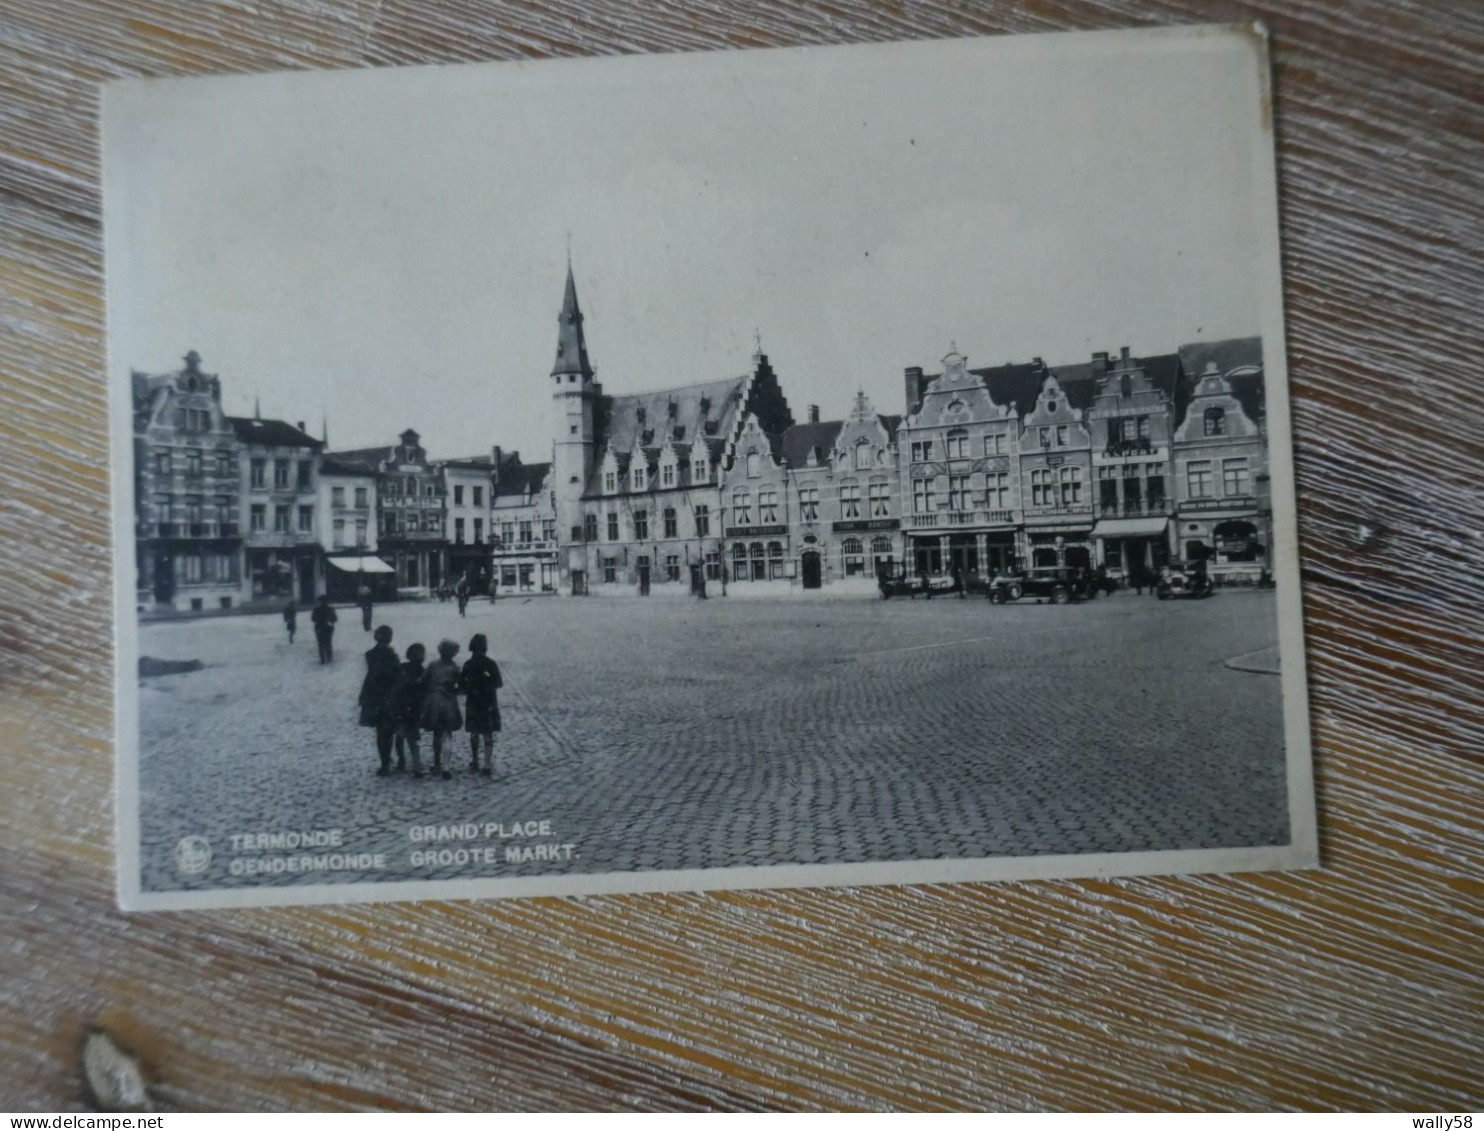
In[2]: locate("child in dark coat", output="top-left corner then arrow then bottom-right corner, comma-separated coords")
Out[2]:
358,625 -> 401,776
387,642 -> 427,779
460,633 -> 503,777
421,639 -> 463,780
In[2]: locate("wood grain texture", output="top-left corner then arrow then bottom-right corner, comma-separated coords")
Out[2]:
2,0 -> 1482,1112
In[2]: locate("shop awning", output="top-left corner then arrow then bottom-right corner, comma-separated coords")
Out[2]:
327,555 -> 396,574
1091,517 -> 1170,539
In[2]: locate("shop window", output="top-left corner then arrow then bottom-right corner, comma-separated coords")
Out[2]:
731,543 -> 748,580
842,536 -> 865,577
767,541 -> 784,579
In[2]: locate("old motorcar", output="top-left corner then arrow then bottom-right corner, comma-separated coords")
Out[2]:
1156,561 -> 1214,600
988,566 -> 1095,605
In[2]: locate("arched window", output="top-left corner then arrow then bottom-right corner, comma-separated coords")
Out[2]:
870,536 -> 895,579
870,536 -> 892,555
731,542 -> 748,581
842,537 -> 864,555
855,439 -> 872,470
1204,407 -> 1226,436
946,429 -> 968,459
746,450 -> 761,478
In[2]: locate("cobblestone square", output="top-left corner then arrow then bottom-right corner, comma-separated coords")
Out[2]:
136,590 -> 1289,892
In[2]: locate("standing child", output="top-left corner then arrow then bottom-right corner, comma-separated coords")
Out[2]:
387,642 -> 427,778
460,633 -> 503,777
358,625 -> 401,777
282,598 -> 297,644
421,639 -> 463,781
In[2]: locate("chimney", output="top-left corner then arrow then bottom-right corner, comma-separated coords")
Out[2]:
1120,345 -> 1131,362
297,420 -> 305,433
808,404 -> 820,424
491,445 -> 503,483
1091,351 -> 1110,377
904,366 -> 925,416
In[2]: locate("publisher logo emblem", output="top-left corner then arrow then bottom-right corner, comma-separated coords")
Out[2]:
174,836 -> 213,875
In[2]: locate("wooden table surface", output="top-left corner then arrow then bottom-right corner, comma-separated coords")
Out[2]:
2,0 -> 1481,1112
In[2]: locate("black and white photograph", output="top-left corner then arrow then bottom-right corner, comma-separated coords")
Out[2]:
106,24 -> 1317,911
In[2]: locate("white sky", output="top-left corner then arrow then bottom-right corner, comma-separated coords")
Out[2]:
103,26 -> 1270,459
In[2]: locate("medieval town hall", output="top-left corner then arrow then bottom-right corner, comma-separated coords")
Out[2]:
131,267 -> 1271,613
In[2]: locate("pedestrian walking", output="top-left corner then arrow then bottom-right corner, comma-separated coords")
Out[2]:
282,598 -> 297,644
421,638 -> 463,780
461,633 -> 503,777
357,580 -> 373,632
455,576 -> 470,618
310,594 -> 337,663
358,625 -> 401,777
388,642 -> 427,778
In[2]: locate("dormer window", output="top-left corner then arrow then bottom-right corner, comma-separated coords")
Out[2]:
746,450 -> 761,478
1204,407 -> 1227,436
693,457 -> 708,482
603,469 -> 617,493
661,462 -> 675,488
632,465 -> 646,491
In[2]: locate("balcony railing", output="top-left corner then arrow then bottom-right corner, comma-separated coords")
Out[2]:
1095,500 -> 1173,518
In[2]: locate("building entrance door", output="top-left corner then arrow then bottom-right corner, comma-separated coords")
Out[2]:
637,562 -> 651,595
570,569 -> 586,595
801,550 -> 822,589
948,534 -> 978,578
297,557 -> 315,605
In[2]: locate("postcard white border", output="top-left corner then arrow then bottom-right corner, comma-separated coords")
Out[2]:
107,22 -> 1318,913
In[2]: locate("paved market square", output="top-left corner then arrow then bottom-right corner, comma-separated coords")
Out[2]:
136,590 -> 1289,892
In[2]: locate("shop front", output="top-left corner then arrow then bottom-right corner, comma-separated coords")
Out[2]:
1091,516 -> 1172,585
1024,525 -> 1093,570
325,554 -> 397,602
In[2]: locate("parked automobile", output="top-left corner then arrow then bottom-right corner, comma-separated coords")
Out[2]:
988,566 -> 1096,605
878,572 -> 958,599
1156,561 -> 1214,600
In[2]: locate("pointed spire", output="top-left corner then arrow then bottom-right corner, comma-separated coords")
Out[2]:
254,395 -> 261,420
551,262 -> 594,380
321,415 -> 328,445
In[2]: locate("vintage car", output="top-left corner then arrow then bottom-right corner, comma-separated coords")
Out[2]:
1156,562 -> 1215,600
988,566 -> 1096,605
878,572 -> 958,599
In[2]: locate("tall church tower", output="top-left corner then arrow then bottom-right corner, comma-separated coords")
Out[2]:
549,263 -> 601,550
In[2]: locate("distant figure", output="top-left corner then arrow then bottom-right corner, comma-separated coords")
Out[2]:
952,565 -> 964,598
422,639 -> 463,780
358,626 -> 401,777
461,633 -> 503,777
456,576 -> 470,618
282,598 -> 297,644
310,595 -> 337,663
357,581 -> 373,632
388,642 -> 427,778
489,574 -> 498,605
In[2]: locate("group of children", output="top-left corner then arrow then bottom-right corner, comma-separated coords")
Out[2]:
357,628 -> 504,780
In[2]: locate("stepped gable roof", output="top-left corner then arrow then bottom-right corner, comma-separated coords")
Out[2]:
1176,337 -> 1265,428
585,374 -> 749,496
493,459 -> 550,500
780,420 -> 844,468
228,416 -> 322,449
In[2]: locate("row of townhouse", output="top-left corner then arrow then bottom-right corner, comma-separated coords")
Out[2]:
547,266 -> 1271,598
131,271 -> 1272,614
132,351 -> 560,613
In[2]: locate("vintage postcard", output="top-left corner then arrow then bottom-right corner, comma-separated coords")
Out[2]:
105,24 -> 1317,911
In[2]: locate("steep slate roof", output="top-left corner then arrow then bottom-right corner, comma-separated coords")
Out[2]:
585,374 -> 749,496
1176,337 -> 1265,428
323,444 -> 394,469
780,420 -> 844,468
321,455 -> 379,476
228,416 -> 322,448
877,413 -> 903,436
493,459 -> 551,500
